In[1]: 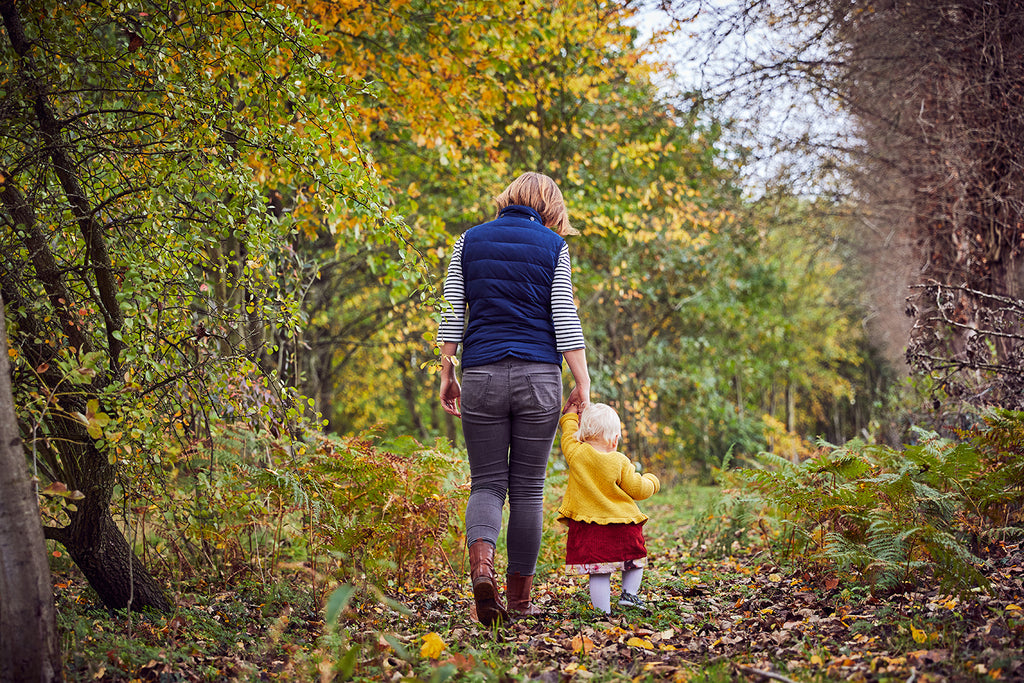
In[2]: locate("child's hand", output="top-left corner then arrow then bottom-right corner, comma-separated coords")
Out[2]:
562,400 -> 581,415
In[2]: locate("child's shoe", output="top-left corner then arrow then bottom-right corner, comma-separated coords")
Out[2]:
618,592 -> 647,610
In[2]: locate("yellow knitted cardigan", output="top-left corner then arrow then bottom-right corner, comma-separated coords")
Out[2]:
557,413 -> 660,525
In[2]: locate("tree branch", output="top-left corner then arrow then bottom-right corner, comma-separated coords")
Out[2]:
1,0 -> 124,373
0,173 -> 93,355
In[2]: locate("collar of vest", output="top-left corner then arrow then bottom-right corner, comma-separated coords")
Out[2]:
498,204 -> 544,224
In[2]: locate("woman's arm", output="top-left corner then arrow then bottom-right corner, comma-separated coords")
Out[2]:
551,243 -> 590,411
439,341 -> 461,417
437,237 -> 465,418
562,348 -> 590,412
437,235 -> 466,343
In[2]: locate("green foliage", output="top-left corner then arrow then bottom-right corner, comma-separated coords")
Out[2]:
121,419 -> 469,590
727,409 -> 1024,592
2,0 -> 396,551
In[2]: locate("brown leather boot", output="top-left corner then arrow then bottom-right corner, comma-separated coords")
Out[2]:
507,572 -> 543,617
469,540 -> 508,627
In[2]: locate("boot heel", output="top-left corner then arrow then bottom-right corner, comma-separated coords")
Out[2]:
469,540 -> 509,627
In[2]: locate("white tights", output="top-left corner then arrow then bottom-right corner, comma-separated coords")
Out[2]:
588,568 -> 644,613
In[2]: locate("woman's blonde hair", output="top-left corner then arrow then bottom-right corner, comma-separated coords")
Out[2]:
575,403 -> 621,444
494,171 -> 577,236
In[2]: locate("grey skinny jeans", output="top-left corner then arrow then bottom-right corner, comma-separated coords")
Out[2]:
460,358 -> 562,576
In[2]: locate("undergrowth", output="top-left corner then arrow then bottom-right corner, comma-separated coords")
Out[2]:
103,421 -> 472,613
723,408 -> 1024,593
49,409 -> 1024,680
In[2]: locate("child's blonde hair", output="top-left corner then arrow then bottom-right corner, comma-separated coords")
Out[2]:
575,403 -> 621,444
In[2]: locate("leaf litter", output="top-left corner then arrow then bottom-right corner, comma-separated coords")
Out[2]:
329,530 -> 1024,682
52,516 -> 1023,681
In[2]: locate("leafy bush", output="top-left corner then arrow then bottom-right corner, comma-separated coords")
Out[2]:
119,420 -> 469,595
725,409 -> 1024,592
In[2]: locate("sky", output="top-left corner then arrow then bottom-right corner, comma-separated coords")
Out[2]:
630,1 -> 853,196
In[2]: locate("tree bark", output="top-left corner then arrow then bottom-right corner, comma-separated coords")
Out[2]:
0,293 -> 63,683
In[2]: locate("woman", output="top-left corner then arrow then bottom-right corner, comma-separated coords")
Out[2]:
437,172 -> 590,626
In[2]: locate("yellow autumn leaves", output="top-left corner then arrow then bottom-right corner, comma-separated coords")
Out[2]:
571,626 -> 676,654
422,626 -> 670,661
419,632 -> 446,659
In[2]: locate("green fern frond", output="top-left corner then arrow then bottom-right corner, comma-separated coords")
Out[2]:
823,532 -> 871,571
753,449 -> 798,472
978,526 -> 1024,541
911,480 -> 958,523
923,527 -> 989,591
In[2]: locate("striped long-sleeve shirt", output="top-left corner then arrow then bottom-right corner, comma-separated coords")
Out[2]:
438,233 -> 585,352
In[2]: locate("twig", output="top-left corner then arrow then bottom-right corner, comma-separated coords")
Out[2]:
735,664 -> 801,683
910,282 -> 1024,310
435,543 -> 459,582
906,667 -> 918,683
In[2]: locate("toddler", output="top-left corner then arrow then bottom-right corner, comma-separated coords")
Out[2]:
558,402 -> 660,613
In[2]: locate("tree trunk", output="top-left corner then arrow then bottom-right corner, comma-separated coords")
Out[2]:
36,408 -> 171,611
401,364 -> 429,440
0,293 -> 62,683
786,379 -> 797,463
47,508 -> 173,613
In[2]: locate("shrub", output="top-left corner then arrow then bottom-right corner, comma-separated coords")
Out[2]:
726,409 -> 1024,592
120,422 -> 469,596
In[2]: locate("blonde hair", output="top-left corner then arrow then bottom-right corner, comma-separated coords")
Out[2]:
494,171 -> 577,236
575,403 -> 621,444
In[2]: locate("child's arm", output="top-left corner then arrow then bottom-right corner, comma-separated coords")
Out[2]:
618,459 -> 660,501
559,412 -> 582,463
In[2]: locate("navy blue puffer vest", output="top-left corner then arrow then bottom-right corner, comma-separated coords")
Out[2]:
460,205 -> 565,368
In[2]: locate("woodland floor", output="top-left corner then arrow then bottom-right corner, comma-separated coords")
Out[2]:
55,492 -> 1024,682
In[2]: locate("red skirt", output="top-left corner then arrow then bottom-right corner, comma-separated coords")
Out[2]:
565,520 -> 647,567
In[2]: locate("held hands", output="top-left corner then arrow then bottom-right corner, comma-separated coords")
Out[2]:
562,381 -> 589,415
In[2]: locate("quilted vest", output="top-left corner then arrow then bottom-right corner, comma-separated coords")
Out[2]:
460,205 -> 565,368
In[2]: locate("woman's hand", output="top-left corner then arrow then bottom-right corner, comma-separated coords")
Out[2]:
562,348 -> 590,414
563,383 -> 589,414
440,373 -> 461,416
438,342 -> 461,417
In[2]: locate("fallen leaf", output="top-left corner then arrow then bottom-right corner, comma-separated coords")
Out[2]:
626,636 -> 654,649
570,635 -> 595,654
420,632 -> 445,659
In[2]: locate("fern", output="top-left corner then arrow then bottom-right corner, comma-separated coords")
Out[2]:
722,409 -> 1024,592
754,449 -> 798,473
922,526 -> 989,592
